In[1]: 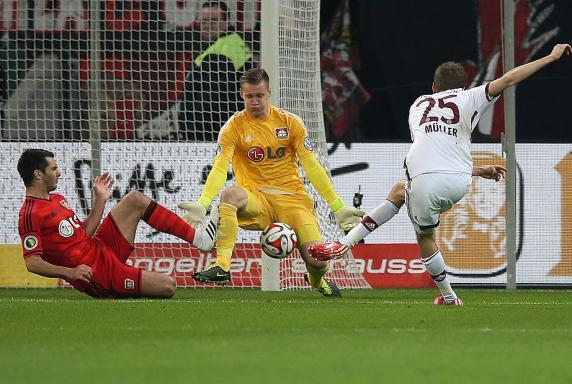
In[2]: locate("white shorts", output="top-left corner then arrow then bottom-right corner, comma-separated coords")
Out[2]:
405,172 -> 472,234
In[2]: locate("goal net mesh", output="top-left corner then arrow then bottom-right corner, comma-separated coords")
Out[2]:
0,0 -> 369,290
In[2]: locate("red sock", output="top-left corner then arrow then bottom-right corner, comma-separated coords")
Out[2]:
142,201 -> 196,243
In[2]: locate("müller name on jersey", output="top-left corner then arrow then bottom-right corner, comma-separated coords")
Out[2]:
424,122 -> 458,137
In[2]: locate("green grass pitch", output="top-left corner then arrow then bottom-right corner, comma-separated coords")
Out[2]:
1,288 -> 571,384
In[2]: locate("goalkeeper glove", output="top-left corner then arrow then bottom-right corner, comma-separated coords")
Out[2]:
177,201 -> 207,226
334,206 -> 365,231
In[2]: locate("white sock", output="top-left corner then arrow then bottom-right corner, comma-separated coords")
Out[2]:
340,200 -> 400,247
421,250 -> 457,302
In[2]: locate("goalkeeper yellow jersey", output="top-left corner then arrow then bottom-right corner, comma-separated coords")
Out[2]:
216,104 -> 314,192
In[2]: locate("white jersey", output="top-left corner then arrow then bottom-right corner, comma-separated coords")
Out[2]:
405,83 -> 498,178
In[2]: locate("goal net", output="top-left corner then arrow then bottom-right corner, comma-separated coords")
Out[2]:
0,0 -> 369,290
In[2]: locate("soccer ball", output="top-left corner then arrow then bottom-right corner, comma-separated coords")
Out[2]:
260,222 -> 297,259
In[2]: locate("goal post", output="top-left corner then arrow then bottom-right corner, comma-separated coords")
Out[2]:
260,0 -> 281,291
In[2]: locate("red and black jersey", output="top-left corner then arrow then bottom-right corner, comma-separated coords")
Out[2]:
18,194 -> 98,268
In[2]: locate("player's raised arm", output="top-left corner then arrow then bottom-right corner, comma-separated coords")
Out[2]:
488,43 -> 571,98
84,172 -> 114,236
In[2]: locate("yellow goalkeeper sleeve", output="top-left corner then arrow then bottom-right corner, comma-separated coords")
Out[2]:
197,157 -> 230,209
299,155 -> 343,212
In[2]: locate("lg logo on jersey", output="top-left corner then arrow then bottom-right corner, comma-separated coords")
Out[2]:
247,146 -> 286,162
59,215 -> 81,238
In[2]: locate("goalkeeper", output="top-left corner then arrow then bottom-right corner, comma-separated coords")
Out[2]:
179,68 -> 363,297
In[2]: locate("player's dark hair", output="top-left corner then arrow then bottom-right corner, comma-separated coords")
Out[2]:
17,149 -> 55,187
240,68 -> 270,88
433,62 -> 467,92
201,1 -> 229,21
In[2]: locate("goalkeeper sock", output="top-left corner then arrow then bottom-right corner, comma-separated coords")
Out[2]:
142,201 -> 195,243
421,250 -> 457,302
341,200 -> 399,247
305,262 -> 328,288
214,203 -> 239,271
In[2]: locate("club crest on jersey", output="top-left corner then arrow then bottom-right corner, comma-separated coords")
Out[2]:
247,146 -> 265,162
58,219 -> 74,238
124,279 -> 135,290
60,199 -> 72,210
275,127 -> 289,140
304,137 -> 314,151
23,235 -> 38,250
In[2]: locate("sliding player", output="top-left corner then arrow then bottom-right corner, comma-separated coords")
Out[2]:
18,149 -> 217,298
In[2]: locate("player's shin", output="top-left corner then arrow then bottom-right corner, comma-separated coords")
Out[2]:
341,200 -> 400,246
421,249 -> 458,302
142,201 -> 196,243
215,203 -> 239,271
305,262 -> 328,288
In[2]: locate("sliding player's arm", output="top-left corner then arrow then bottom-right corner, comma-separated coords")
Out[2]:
488,43 -> 571,98
25,255 -> 92,283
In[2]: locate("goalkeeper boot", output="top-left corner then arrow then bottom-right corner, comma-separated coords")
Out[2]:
192,263 -> 231,285
304,273 -> 341,298
433,294 -> 464,306
192,205 -> 219,252
307,241 -> 350,261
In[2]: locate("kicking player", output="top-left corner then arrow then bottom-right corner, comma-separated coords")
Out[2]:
178,68 -> 363,297
309,43 -> 571,304
17,149 -> 217,298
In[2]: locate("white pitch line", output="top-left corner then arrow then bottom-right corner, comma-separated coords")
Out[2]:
14,326 -> 572,333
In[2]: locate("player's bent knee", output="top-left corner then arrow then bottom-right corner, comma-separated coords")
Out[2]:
163,276 -> 176,298
140,271 -> 176,298
220,187 -> 247,207
123,190 -> 151,210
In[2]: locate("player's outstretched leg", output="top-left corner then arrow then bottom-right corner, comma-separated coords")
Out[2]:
137,196 -> 218,251
308,184 -> 404,261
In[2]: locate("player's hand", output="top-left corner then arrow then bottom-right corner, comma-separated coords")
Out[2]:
93,172 -> 114,201
334,206 -> 365,231
67,264 -> 93,283
550,43 -> 572,61
478,165 -> 507,182
177,201 -> 207,226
